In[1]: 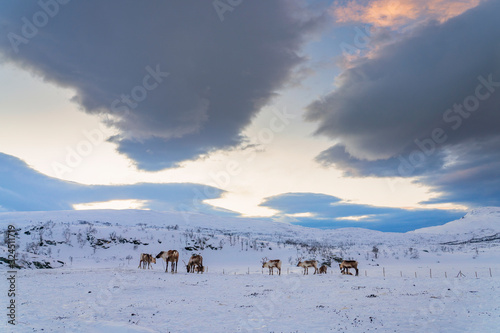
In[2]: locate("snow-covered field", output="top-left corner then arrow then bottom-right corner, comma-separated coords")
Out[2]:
0,208 -> 499,332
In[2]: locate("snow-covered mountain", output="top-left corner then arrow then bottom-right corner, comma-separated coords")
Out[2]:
412,207 -> 500,235
1,207 -> 499,271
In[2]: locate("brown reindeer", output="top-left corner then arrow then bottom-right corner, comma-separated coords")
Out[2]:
138,253 -> 156,269
339,260 -> 359,276
262,258 -> 281,275
297,260 -> 318,275
185,254 -> 203,273
156,250 -> 179,273
194,265 -> 205,273
319,265 -> 328,274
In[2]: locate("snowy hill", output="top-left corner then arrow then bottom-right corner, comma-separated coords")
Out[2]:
1,208 -> 499,272
1,209 -> 499,332
412,207 -> 500,236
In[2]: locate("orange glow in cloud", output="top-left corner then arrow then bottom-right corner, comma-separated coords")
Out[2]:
332,0 -> 480,28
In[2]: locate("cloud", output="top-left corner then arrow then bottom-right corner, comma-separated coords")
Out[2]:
0,1 -> 325,170
0,153 -> 228,214
306,0 -> 500,206
418,138 -> 500,206
331,0 -> 480,28
260,192 -> 464,232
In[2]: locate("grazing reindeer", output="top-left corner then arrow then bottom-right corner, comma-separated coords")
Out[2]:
194,265 -> 205,273
262,257 -> 281,276
319,265 -> 328,274
184,254 -> 203,273
297,259 -> 318,275
156,250 -> 179,273
339,260 -> 359,276
138,253 -> 156,269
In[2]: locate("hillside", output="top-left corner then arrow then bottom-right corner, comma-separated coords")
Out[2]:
1,209 -> 499,332
413,207 -> 500,236
1,208 -> 499,272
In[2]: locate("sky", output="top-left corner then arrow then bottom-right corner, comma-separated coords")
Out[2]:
0,0 -> 497,232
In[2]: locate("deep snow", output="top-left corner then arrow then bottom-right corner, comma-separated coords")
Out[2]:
0,208 -> 499,332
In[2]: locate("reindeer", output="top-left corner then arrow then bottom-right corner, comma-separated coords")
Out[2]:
339,260 -> 359,276
297,259 -> 318,275
194,265 -> 205,273
319,265 -> 328,274
138,253 -> 156,269
156,250 -> 179,273
262,257 -> 281,276
184,254 -> 203,273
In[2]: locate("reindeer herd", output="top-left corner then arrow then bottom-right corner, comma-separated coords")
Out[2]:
139,251 -> 359,276
262,258 -> 359,276
138,250 -> 205,273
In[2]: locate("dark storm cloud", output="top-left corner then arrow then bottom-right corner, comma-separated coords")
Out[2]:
261,192 -> 464,232
306,0 -> 500,205
418,138 -> 500,206
0,0 -> 325,170
315,144 -> 447,178
0,153 -> 227,214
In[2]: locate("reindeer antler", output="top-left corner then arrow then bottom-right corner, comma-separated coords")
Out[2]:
261,257 -> 268,264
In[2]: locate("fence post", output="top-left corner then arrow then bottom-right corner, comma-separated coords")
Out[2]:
365,270 -> 367,277
247,267 -> 249,275
445,272 -> 447,278
287,268 -> 289,275
489,268 -> 492,277
415,272 -> 417,278
430,269 -> 432,278
223,269 -> 224,275
383,267 -> 385,277
475,271 -> 478,278
400,271 -> 402,278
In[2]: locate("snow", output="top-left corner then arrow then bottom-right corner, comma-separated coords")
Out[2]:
0,208 -> 499,332
413,207 -> 500,236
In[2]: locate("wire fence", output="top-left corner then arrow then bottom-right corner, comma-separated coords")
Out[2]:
194,266 -> 496,278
